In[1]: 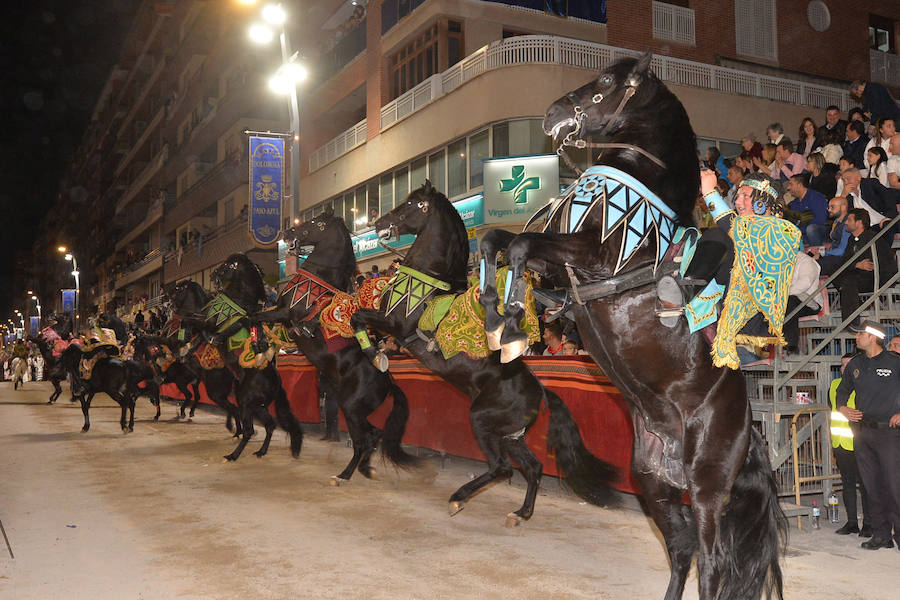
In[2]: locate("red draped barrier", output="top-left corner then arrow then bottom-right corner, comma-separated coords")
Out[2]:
162,354 -> 639,494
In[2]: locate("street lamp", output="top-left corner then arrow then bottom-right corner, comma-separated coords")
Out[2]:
58,246 -> 80,334
247,1 -> 305,224
31,294 -> 42,328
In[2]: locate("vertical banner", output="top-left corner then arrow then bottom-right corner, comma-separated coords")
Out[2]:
29,317 -> 39,337
249,135 -> 284,248
61,289 -> 76,315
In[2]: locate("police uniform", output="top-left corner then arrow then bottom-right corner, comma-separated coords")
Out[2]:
835,341 -> 900,548
829,378 -> 871,534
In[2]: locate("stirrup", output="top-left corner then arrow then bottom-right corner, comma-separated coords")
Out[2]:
656,276 -> 685,328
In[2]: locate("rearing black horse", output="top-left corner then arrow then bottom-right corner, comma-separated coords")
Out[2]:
30,313 -> 74,404
252,209 -> 419,483
480,53 -> 785,599
350,181 -> 619,526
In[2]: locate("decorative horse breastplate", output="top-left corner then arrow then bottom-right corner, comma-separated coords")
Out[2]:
382,266 -> 452,318
547,165 -> 678,275
281,268 -> 339,319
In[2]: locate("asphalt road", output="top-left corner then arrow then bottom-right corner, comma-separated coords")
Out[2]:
1,381 -> 897,600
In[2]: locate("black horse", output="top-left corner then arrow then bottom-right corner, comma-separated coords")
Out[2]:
203,253 -> 303,461
30,314 -> 75,404
130,334 -> 201,421
479,54 -> 785,599
350,181 -> 618,526
163,281 -> 242,434
252,209 -> 419,483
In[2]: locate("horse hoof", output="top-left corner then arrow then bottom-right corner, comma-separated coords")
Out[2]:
500,338 -> 528,363
153,415 -> 160,421
81,427 -> 89,433
362,467 -> 377,480
222,456 -> 235,463
187,418 -> 193,423
486,325 -> 505,351
449,501 -> 464,516
329,476 -> 348,487
504,513 -> 524,528
372,352 -> 389,373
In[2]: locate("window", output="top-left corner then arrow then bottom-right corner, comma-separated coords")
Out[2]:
380,175 -> 394,217
367,181 -> 379,226
342,192 -> 354,230
395,166 -> 409,205
469,129 -> 489,188
735,0 -> 777,61
223,197 -> 234,224
652,1 -> 696,46
428,150 -> 446,194
447,138 -> 467,198
389,25 -> 439,99
492,119 -> 551,157
410,157 -> 426,192
448,20 -> 463,67
870,14 -> 895,53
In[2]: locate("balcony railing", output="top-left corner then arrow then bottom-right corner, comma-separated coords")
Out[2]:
308,35 -> 850,173
114,249 -> 163,290
870,49 -> 900,88
116,143 -> 169,214
308,119 -> 367,172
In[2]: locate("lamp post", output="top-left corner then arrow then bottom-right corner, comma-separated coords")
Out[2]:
58,246 -> 80,334
31,295 -> 42,329
247,2 -> 306,225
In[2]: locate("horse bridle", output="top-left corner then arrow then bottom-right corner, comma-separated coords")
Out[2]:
556,79 -> 666,174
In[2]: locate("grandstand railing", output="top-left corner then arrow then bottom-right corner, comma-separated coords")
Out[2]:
309,34 -> 850,172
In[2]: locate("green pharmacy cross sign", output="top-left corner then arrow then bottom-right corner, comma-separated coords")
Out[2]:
499,165 -> 540,204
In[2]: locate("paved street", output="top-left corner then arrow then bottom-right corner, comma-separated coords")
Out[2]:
1,381 -> 898,600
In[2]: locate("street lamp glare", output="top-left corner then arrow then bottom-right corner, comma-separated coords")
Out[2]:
57,246 -> 67,253
268,73 -> 291,95
283,62 -> 307,82
248,23 -> 274,44
31,295 -> 37,300
72,270 -> 80,277
262,4 -> 287,25
65,253 -> 73,261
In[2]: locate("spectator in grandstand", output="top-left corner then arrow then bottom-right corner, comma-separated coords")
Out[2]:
753,142 -> 777,175
734,152 -> 754,174
766,122 -> 785,145
818,105 -> 848,143
865,147 -> 890,187
797,117 -> 820,158
772,139 -> 807,182
850,80 -> 900,126
819,128 -> 844,166
809,196 -> 851,276
887,133 -> 900,190
843,121 -> 871,169
841,167 -> 899,230
863,117 -> 895,167
740,134 -> 763,164
806,151 -> 838,199
782,251 -> 822,356
786,173 -> 829,246
705,146 -> 729,181
541,320 -> 565,356
725,165 -> 744,207
831,209 -> 898,329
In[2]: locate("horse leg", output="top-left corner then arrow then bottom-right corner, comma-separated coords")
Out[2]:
252,403 -> 277,458
448,407 -> 514,517
80,392 -> 94,432
177,380 -> 191,419
48,376 -> 62,404
223,403 -> 253,461
331,413 -> 371,484
499,435 -> 543,526
128,394 -> 136,432
478,229 -> 517,350
188,380 -> 201,418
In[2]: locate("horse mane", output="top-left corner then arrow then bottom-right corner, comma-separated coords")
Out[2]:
595,57 -> 699,227
410,184 -> 470,289
302,216 -> 358,292
221,253 -> 267,308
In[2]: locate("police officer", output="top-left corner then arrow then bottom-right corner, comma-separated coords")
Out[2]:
829,352 -> 872,536
835,320 -> 900,550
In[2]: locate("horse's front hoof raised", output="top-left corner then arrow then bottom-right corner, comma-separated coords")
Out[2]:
449,501 -> 464,516
486,325 -> 505,351
329,476 -> 349,486
500,338 -> 528,363
504,512 -> 525,528
372,352 -> 389,372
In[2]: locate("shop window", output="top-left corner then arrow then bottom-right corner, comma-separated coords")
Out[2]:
367,181 -> 379,226
380,175 -> 394,217
410,157 -> 427,191
395,166 -> 409,205
469,129 -> 490,189
448,138 -> 467,198
428,150 -> 446,194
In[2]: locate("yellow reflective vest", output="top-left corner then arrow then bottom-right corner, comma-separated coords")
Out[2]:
829,378 -> 856,451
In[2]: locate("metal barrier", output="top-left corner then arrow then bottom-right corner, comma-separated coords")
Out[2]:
791,406 -> 839,530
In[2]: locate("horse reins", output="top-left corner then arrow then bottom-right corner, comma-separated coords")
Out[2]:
557,82 -> 666,174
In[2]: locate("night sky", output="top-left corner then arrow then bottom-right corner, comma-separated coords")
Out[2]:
0,1 -> 140,321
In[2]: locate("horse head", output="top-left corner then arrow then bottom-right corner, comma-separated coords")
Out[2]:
543,52 -> 698,225
211,253 -> 267,310
375,180 -> 469,289
166,280 -> 210,315
286,206 -> 357,291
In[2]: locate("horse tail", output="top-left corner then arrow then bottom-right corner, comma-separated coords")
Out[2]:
273,385 -> 303,458
380,377 -> 420,468
716,428 -> 787,600
545,390 -> 619,507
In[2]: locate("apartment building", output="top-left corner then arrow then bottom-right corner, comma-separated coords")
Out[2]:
37,0 -> 899,317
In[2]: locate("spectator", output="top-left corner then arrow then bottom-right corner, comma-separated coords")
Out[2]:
841,167 -> 899,230
782,251 -> 822,355
850,80 -> 900,125
715,178 -> 729,197
865,147 -> 889,187
887,133 -> 900,190
843,121 -> 870,169
133,310 -> 145,331
797,117 -> 820,158
889,335 -> 900,354
809,196 -> 851,276
829,352 -> 872,537
819,128 -> 844,165
753,142 -> 777,174
830,209 -> 897,329
705,146 -> 728,180
740,134 -> 763,165
370,264 -> 380,279
786,173 -> 829,246
735,151 -> 754,174
725,165 -> 743,207
806,151 -> 838,199
834,320 -> 900,551
863,117 -> 896,167
766,122 -> 784,145
818,105 -> 848,143
541,320 -> 565,356
772,139 -> 806,182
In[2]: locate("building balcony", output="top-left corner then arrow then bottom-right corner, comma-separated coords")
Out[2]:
115,196 -> 164,252
870,49 -> 900,89
115,104 -> 165,179
163,216 -> 255,283
164,153 -> 247,232
116,143 -> 169,214
114,249 -> 163,290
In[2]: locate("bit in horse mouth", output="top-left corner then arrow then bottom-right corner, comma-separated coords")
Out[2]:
548,118 -> 576,140
376,227 -> 393,241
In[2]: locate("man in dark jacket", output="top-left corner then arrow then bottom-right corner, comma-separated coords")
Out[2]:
851,80 -> 900,125
831,209 -> 898,328
843,121 -> 870,169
